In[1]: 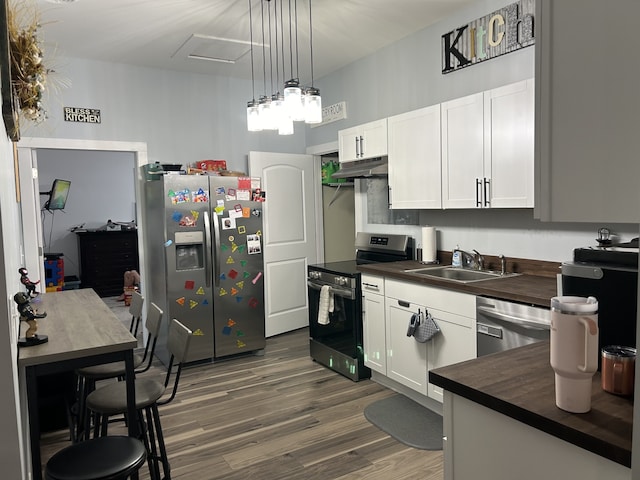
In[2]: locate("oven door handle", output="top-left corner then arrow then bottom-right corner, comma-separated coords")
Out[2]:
477,305 -> 550,331
307,281 -> 355,300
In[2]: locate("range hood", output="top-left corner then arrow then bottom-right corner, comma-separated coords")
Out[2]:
331,157 -> 388,179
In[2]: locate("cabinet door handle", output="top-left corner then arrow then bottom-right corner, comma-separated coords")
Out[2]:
483,178 -> 490,207
355,136 -> 360,157
360,135 -> 365,157
398,299 -> 410,308
476,178 -> 482,207
388,185 -> 392,208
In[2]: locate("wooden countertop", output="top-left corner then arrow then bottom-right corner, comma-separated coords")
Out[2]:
357,260 -> 558,308
430,342 -> 633,467
18,288 -> 137,367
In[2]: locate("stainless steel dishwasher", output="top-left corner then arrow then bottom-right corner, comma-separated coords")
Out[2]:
476,296 -> 551,356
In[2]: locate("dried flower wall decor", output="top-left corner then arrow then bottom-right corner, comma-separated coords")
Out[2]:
7,0 -> 65,133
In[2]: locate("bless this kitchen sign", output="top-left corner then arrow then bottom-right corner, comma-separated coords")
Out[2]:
63,107 -> 101,124
442,0 -> 535,74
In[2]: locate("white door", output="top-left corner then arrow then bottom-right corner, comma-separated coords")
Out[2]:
249,151 -> 320,337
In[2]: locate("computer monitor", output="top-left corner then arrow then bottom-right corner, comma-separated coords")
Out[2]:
44,179 -> 71,211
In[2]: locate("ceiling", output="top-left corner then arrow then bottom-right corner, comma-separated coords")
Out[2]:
33,0 -> 476,83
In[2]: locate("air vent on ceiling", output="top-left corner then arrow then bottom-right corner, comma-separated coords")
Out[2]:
172,34 -> 264,65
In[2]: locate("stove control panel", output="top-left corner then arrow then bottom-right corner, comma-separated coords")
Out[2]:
308,269 -> 357,289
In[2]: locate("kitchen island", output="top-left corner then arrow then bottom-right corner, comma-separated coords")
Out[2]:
430,341 -> 632,480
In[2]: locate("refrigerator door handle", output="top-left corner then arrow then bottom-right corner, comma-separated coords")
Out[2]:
212,208 -> 221,287
203,210 -> 213,288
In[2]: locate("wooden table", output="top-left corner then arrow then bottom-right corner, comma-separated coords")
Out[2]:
18,289 -> 138,480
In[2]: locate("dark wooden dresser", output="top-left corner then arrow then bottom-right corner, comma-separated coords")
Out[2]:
76,230 -> 139,297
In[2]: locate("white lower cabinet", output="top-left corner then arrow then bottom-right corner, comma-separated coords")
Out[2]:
427,308 -> 476,403
365,278 -> 476,401
362,274 -> 386,374
386,296 -> 429,395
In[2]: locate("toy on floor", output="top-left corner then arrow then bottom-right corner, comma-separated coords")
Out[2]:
117,270 -> 140,301
14,291 -> 48,346
19,267 -> 40,297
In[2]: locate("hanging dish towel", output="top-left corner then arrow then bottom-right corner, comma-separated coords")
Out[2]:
317,285 -> 334,325
407,309 -> 440,342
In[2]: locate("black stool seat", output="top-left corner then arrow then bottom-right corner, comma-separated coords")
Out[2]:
45,436 -> 146,480
87,378 -> 165,415
76,353 -> 144,380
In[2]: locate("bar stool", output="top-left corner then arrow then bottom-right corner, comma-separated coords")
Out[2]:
45,436 -> 146,480
86,319 -> 192,480
128,291 -> 144,339
73,302 -> 163,442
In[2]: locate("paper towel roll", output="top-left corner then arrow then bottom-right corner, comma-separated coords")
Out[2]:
421,226 -> 437,263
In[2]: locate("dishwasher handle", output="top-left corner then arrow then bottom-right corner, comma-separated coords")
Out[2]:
477,305 -> 550,331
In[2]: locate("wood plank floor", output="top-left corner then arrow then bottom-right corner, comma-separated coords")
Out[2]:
40,328 -> 443,479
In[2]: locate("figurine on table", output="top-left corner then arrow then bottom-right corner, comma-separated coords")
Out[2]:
19,267 -> 40,297
14,291 -> 48,346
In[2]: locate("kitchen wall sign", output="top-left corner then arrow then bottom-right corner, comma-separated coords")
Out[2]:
63,106 -> 101,123
442,0 -> 535,74
310,101 -> 347,128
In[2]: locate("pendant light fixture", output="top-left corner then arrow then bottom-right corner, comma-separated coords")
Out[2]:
246,0 -> 321,134
258,0 -> 275,130
246,0 -> 261,131
303,0 -> 321,124
276,0 -> 294,135
283,0 -> 305,122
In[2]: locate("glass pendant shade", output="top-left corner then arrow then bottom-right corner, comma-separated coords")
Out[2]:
271,94 -> 285,131
258,96 -> 275,131
304,87 -> 322,124
284,79 -> 305,121
247,100 -> 261,132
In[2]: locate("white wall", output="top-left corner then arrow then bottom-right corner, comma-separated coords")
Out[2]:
0,135 -> 28,477
307,0 -> 534,147
24,58 -> 308,172
37,149 -> 136,278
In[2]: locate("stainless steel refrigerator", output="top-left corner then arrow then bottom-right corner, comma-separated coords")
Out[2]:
144,173 -> 266,363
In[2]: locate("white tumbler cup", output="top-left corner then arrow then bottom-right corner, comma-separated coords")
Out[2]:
550,296 -> 599,413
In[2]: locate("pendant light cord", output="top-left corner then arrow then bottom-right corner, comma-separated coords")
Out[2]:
288,0 -> 294,80
268,0 -> 274,95
308,0 -> 314,87
261,0 -> 267,96
294,0 -> 299,80
249,0 -> 255,100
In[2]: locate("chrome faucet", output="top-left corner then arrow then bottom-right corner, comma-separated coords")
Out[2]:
499,254 -> 507,275
457,250 -> 476,269
472,250 -> 484,271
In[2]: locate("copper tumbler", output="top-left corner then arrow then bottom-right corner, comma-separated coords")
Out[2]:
601,346 -> 636,396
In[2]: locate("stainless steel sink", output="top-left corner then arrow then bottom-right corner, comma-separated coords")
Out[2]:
403,266 -> 520,283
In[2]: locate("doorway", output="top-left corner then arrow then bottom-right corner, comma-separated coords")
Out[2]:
17,138 -> 148,296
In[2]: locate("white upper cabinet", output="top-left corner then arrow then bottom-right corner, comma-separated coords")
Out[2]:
442,80 -> 534,209
338,119 -> 388,163
484,79 -> 534,208
441,92 -> 485,208
535,0 -> 640,223
388,104 -> 442,209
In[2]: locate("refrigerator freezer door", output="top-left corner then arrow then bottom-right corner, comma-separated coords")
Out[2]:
162,175 -> 215,363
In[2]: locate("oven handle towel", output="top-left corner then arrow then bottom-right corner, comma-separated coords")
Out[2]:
317,285 -> 334,325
